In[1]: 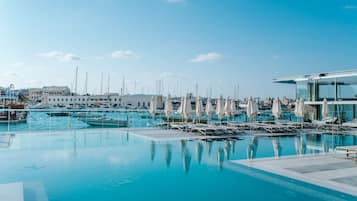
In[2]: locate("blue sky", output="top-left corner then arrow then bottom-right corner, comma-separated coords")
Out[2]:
1,0 -> 357,98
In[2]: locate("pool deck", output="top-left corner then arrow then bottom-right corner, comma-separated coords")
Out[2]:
232,153 -> 357,196
0,182 -> 24,201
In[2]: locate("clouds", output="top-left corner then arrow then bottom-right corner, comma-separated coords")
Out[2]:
190,52 -> 222,63
111,50 -> 138,59
39,51 -> 80,61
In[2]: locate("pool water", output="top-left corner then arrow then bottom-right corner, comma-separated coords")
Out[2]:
0,129 -> 356,201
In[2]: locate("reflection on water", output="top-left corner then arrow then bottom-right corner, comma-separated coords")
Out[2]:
217,147 -> 224,171
182,146 -> 191,175
272,137 -> 282,159
247,136 -> 258,160
165,143 -> 172,168
294,136 -> 306,156
150,141 -> 156,162
196,142 -> 203,164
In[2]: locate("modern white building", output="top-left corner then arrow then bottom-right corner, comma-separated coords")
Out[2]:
274,69 -> 357,121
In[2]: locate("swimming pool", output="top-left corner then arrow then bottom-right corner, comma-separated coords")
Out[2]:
0,129 -> 356,201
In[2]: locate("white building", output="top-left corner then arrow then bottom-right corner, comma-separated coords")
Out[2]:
44,94 -> 163,109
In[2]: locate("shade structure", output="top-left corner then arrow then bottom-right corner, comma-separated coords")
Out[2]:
216,96 -> 225,120
205,98 -> 214,117
322,98 -> 328,119
294,100 -> 299,117
246,97 -> 258,119
272,97 -> 282,119
149,96 -> 157,118
164,95 -> 173,117
296,98 -> 305,118
195,96 -> 204,119
224,98 -> 232,117
177,97 -> 184,116
230,99 -> 237,116
183,96 -> 193,121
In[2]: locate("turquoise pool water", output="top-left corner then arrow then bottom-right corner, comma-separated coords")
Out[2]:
0,129 -> 356,201
0,110 -> 289,132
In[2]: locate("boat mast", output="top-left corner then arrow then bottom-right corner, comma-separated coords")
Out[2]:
100,72 -> 103,95
74,66 -> 78,95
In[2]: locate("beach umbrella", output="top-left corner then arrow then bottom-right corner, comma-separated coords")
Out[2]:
206,97 -> 214,117
294,100 -> 299,117
216,96 -> 225,120
297,98 -> 305,118
272,97 -> 282,119
246,97 -> 258,119
230,99 -> 237,117
164,95 -> 173,117
272,137 -> 282,159
322,98 -> 328,120
149,96 -> 157,118
177,97 -> 184,115
183,96 -> 193,121
224,98 -> 232,118
195,96 -> 204,121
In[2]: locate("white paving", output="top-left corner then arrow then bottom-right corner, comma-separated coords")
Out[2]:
0,182 -> 24,201
232,153 -> 357,196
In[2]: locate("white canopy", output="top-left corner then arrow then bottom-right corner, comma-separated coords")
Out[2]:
224,98 -> 232,117
230,99 -> 237,116
216,97 -> 225,119
272,97 -> 281,119
322,98 -> 328,119
296,98 -> 305,118
246,97 -> 258,119
183,96 -> 193,121
195,96 -> 204,118
149,96 -> 157,118
206,98 -> 214,116
164,95 -> 173,117
177,97 -> 184,115
294,100 -> 299,117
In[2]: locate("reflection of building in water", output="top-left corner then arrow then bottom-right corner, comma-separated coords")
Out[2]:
217,147 -> 225,171
150,141 -> 156,162
165,143 -> 172,168
272,137 -> 282,158
196,142 -> 203,164
247,136 -> 258,160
